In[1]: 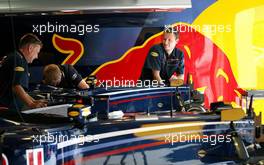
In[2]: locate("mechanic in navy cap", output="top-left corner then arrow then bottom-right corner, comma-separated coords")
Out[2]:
42,64 -> 89,89
140,26 -> 184,86
0,33 -> 47,111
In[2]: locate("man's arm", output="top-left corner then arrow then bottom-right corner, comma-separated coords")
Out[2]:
177,51 -> 185,80
12,85 -> 47,109
144,45 -> 164,84
66,65 -> 89,89
152,70 -> 165,85
77,79 -> 89,89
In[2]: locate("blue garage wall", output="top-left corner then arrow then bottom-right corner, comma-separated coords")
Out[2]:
0,0 -> 216,83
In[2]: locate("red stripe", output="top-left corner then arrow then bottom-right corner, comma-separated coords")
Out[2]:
28,152 -> 34,165
2,156 -> 6,165
62,141 -> 167,165
37,151 -> 43,165
110,93 -> 173,105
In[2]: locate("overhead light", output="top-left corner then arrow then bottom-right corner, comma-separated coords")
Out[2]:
60,10 -> 79,13
0,0 -> 192,13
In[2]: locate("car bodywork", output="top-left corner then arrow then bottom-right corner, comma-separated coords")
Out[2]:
0,87 -> 255,165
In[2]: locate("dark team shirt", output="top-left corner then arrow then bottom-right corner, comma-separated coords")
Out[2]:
58,64 -> 83,89
0,51 -> 29,110
141,44 -> 184,84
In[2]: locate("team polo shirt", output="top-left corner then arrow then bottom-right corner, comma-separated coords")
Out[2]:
0,51 -> 29,110
58,64 -> 83,89
141,44 -> 184,84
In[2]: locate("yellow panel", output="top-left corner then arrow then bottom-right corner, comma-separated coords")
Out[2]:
193,0 -> 264,89
221,108 -> 246,121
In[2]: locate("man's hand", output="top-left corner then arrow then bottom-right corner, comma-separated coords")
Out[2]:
169,75 -> 178,81
29,99 -> 48,109
169,74 -> 184,87
169,74 -> 184,81
78,79 -> 90,89
13,85 -> 48,109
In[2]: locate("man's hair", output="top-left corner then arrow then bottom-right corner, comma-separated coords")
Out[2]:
19,33 -> 43,49
43,64 -> 62,86
164,26 -> 179,39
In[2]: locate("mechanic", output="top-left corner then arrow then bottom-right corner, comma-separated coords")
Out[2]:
0,33 -> 47,111
42,64 -> 89,89
140,26 -> 184,86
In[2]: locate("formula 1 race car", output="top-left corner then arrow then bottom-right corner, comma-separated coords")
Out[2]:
1,87 -> 263,165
